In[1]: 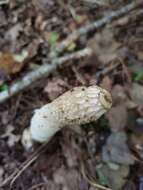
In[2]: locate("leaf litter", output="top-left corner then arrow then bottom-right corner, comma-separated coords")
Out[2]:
0,1 -> 143,190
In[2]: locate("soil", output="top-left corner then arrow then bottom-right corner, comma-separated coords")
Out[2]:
0,1 -> 143,190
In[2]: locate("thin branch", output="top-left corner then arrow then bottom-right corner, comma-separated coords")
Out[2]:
0,142 -> 49,187
0,48 -> 92,103
49,1 -> 141,58
0,1 -> 141,103
81,161 -> 112,190
0,0 -> 9,5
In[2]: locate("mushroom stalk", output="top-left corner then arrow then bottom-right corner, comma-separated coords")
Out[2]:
22,85 -> 112,149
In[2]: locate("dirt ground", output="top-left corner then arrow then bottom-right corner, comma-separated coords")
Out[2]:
0,1 -> 143,190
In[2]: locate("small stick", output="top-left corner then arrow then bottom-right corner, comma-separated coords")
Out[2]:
49,1 -> 141,58
81,161 -> 112,190
0,0 -> 9,5
0,48 -> 92,103
0,142 -> 49,187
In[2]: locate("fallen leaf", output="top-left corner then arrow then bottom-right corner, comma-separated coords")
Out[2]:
0,50 -> 28,75
102,132 -> 135,165
111,85 -> 136,109
38,180 -> 60,190
1,125 -> 20,147
33,0 -> 55,12
0,71 -> 9,85
106,104 -> 128,132
0,9 -> 6,27
0,166 -> 4,183
26,38 -> 42,59
128,83 -> 143,107
123,180 -> 136,190
130,132 -> 143,159
5,23 -> 23,42
88,27 -> 120,64
53,166 -> 80,190
100,76 -> 112,92
66,42 -> 76,52
111,85 -> 127,104
96,163 -> 129,190
61,130 -> 80,168
44,78 -> 68,100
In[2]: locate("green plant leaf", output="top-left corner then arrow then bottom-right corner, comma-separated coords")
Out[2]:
67,42 -> 76,51
48,32 -> 59,47
96,168 -> 110,186
133,70 -> 143,82
0,84 -> 8,92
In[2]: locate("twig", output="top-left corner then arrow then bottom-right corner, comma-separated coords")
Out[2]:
0,0 -> 9,5
27,182 -> 49,190
0,2 -> 141,103
0,142 -> 49,187
0,48 -> 92,103
81,162 -> 112,190
49,1 -> 141,58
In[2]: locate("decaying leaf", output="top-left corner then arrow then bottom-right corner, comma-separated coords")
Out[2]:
0,9 -> 6,27
100,76 -> 112,92
96,163 -> 129,190
32,0 -> 55,12
26,38 -> 42,59
0,71 -> 9,85
53,167 -> 80,190
1,125 -> 20,147
128,83 -> 143,107
44,78 -> 68,100
0,50 -> 28,75
107,104 -> 128,131
5,23 -> 23,43
102,132 -> 135,165
88,27 -> 120,64
0,166 -> 4,183
111,85 -> 136,109
130,133 -> 143,159
111,85 -> 127,104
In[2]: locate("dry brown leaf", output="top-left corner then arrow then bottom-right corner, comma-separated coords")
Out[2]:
0,9 -> 6,27
111,85 -> 136,109
32,0 -> 55,13
111,85 -> 127,104
53,167 -> 80,190
0,166 -> 4,183
44,78 -> 68,100
100,76 -> 112,92
106,104 -> 128,132
1,125 -> 20,147
128,83 -> 143,107
0,50 -> 28,75
102,132 -> 135,165
0,71 -> 9,85
5,23 -> 23,42
26,39 -> 41,59
130,133 -> 143,159
97,163 -> 130,190
88,27 -> 120,64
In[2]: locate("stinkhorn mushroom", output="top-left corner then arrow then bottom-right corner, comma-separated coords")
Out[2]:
22,85 -> 112,149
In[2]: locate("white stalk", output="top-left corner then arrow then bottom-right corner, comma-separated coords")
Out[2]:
22,85 -> 112,149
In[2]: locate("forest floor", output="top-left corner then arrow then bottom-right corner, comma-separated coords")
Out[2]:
0,1 -> 143,190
